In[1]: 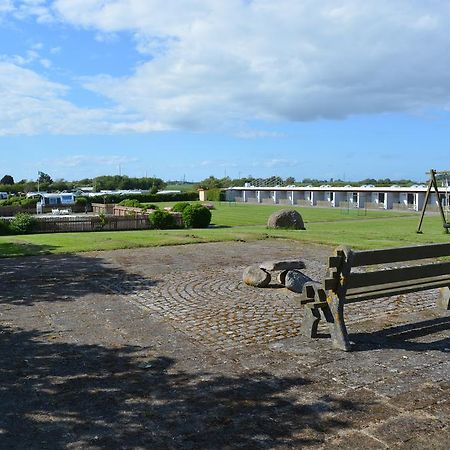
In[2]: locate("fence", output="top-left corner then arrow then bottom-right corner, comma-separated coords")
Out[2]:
364,202 -> 386,210
92,203 -> 115,215
30,215 -> 150,233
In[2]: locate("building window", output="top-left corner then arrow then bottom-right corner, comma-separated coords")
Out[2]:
407,193 -> 415,205
378,193 -> 385,203
329,192 -> 334,201
352,192 -> 358,203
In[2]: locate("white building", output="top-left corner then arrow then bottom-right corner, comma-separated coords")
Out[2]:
225,184 -> 448,212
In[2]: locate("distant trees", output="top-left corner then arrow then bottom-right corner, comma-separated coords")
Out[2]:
38,171 -> 53,184
92,175 -> 165,192
0,175 -> 14,185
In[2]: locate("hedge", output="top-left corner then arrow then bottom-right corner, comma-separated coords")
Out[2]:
89,192 -> 199,204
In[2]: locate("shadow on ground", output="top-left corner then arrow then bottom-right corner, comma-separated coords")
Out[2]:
0,324 -> 363,449
0,241 -> 58,257
352,316 -> 450,352
0,252 -> 158,307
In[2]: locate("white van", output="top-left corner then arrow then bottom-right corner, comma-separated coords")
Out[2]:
0,192 -> 8,200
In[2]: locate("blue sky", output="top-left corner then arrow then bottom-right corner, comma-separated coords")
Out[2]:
1,1 -> 450,183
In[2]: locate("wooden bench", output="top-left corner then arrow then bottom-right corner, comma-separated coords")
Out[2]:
300,243 -> 450,351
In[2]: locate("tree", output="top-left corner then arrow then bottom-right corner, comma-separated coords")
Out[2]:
0,175 -> 14,185
196,176 -> 223,190
285,176 -> 296,185
38,172 -> 53,184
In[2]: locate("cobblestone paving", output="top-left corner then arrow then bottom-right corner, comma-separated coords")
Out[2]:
99,262 -> 439,351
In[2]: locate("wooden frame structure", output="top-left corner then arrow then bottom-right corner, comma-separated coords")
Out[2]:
417,169 -> 450,234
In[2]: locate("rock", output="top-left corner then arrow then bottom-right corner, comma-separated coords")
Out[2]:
277,270 -> 288,285
267,209 -> 305,230
260,259 -> 306,271
284,270 -> 313,293
243,265 -> 271,287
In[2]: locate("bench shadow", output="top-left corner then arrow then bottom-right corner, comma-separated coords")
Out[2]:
351,316 -> 450,352
0,252 -> 159,307
0,324 -> 366,449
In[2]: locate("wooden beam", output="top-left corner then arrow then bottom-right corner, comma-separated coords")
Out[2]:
346,261 -> 450,289
351,242 -> 450,267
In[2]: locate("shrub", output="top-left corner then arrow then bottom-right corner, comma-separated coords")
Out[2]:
75,196 -> 88,205
90,192 -> 199,204
172,202 -> 191,212
206,188 -> 224,202
182,204 -> 212,228
143,203 -> 159,210
98,212 -> 108,229
9,213 -> 37,234
149,210 -> 177,229
0,196 -> 37,207
118,199 -> 142,208
0,219 -> 10,235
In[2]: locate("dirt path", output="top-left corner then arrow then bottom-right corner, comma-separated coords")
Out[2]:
1,241 -> 449,449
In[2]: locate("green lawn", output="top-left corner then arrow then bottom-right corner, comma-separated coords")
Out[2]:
1,203 -> 449,257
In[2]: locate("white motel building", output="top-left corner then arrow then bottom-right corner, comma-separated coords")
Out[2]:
224,184 -> 450,212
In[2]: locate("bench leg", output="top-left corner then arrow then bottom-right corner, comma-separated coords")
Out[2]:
301,306 -> 321,338
322,295 -> 351,351
437,286 -> 450,311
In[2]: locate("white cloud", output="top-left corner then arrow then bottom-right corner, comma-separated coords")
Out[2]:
53,155 -> 139,168
0,0 -> 13,14
4,1 -> 450,135
53,0 -> 450,129
261,159 -> 299,169
235,130 -> 286,139
0,62 -> 165,135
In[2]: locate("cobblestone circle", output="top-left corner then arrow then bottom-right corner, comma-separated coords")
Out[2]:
98,262 -> 440,351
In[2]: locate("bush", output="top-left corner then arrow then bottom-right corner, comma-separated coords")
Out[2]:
91,192 -> 199,204
0,196 -> 37,207
143,203 -> 159,210
149,210 -> 177,229
172,202 -> 191,212
118,199 -> 142,208
9,213 -> 37,234
206,188 -> 225,202
182,204 -> 212,228
0,219 -> 10,235
75,196 -> 88,205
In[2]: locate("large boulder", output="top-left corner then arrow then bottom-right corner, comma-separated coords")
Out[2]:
243,265 -> 271,287
267,209 -> 305,230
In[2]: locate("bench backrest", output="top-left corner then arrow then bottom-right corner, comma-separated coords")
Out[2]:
325,243 -> 450,303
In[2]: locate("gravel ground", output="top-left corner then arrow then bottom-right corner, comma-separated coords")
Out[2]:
0,240 -> 449,449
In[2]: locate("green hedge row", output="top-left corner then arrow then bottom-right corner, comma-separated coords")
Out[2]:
92,192 -> 199,204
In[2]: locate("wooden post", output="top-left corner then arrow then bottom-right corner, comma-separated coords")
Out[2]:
437,286 -> 450,311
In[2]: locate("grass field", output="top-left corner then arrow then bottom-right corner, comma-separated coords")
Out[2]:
1,202 -> 449,257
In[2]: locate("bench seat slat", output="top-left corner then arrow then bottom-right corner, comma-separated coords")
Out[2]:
346,276 -> 450,303
351,242 -> 450,267
346,261 -> 450,289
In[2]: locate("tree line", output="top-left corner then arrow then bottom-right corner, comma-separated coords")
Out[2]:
0,174 -> 166,194
195,175 -> 422,189
0,172 -> 424,195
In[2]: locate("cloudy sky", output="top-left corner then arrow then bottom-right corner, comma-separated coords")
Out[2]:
1,0 -> 450,182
